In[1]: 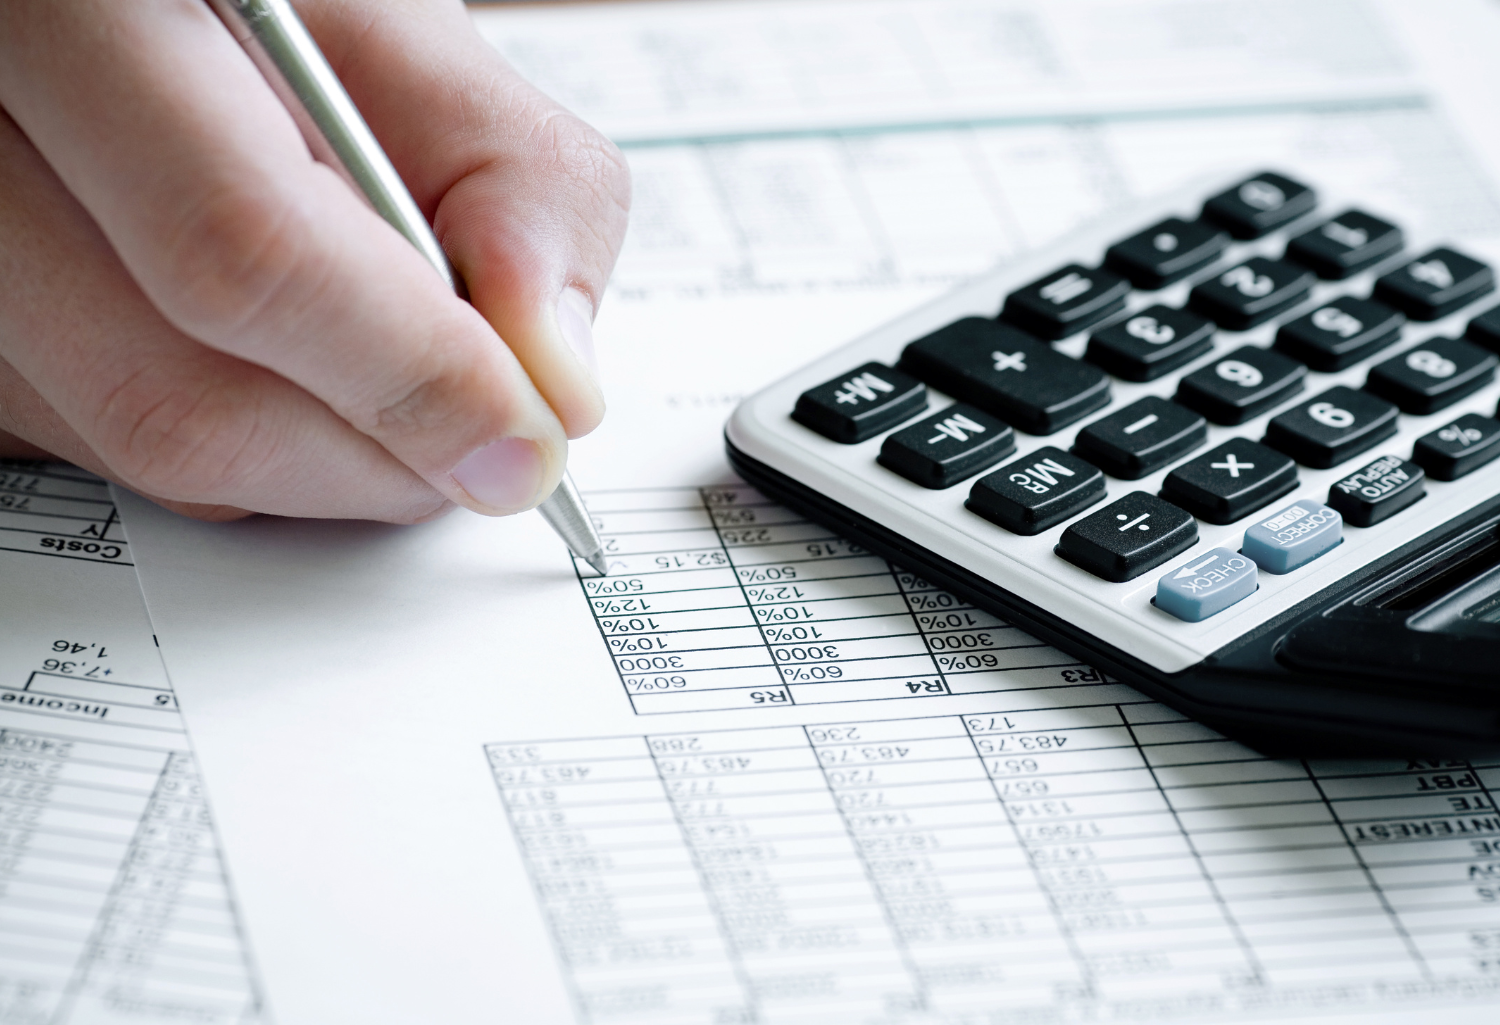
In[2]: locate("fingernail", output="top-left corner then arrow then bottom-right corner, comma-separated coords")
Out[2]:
451,437 -> 545,513
557,287 -> 599,381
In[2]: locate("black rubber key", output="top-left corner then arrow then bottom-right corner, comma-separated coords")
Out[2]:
1189,257 -> 1314,330
1273,296 -> 1405,372
1364,336 -> 1497,415
793,361 -> 926,443
1412,413 -> 1500,481
899,318 -> 1110,434
878,404 -> 1016,489
1001,264 -> 1130,340
1284,209 -> 1404,279
1086,305 -> 1215,382
1201,171 -> 1317,240
1176,346 -> 1307,425
1467,305 -> 1500,351
1160,438 -> 1298,525
1103,218 -> 1229,290
1073,397 -> 1206,480
1057,493 -> 1198,582
967,447 -> 1105,536
1374,247 -> 1496,321
1327,455 -> 1426,527
1264,386 -> 1399,469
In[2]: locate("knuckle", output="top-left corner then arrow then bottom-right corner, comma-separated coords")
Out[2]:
532,110 -> 632,231
93,369 -> 270,502
154,180 -> 319,339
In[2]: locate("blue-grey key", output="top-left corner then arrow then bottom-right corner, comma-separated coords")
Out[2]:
1242,500 -> 1343,574
1156,548 -> 1258,622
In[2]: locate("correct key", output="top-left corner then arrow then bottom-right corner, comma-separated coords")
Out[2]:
1001,264 -> 1130,340
1057,493 -> 1198,582
1175,345 -> 1307,425
1189,257 -> 1314,330
967,447 -> 1105,536
879,404 -> 1016,489
1073,397 -> 1206,480
793,361 -> 927,443
1264,386 -> 1399,469
900,318 -> 1111,434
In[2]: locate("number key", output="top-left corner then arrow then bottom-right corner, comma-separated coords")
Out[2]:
1284,209 -> 1404,279
1175,346 -> 1307,425
1273,296 -> 1405,372
1189,257 -> 1314,330
1364,336 -> 1497,415
1374,246 -> 1495,321
1201,171 -> 1317,240
1264,386 -> 1399,468
1086,305 -> 1215,381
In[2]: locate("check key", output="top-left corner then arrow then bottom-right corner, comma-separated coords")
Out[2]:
1156,548 -> 1258,622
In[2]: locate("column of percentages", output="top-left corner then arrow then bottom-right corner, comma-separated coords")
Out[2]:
573,485 -> 1100,714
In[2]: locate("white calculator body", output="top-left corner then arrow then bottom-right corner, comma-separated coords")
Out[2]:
727,171 -> 1500,751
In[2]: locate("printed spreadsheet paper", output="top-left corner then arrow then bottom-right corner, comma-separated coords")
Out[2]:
0,464 -> 263,1024
117,1 -> 1500,1023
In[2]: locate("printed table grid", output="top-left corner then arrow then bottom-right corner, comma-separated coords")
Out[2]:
573,485 -> 1098,715
0,463 -> 132,566
487,702 -> 1500,1024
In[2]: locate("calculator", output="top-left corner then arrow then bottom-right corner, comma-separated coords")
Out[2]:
726,171 -> 1500,752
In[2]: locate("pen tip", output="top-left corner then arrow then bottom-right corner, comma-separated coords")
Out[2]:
586,550 -> 609,576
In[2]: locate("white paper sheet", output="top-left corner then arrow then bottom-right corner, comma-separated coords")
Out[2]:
0,463 -> 263,1024
117,1 -> 1500,1022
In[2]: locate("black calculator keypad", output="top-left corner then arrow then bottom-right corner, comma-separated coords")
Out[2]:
967,447 -> 1105,536
1189,257 -> 1314,330
1273,296 -> 1405,372
793,361 -> 926,443
1374,247 -> 1496,321
1086,305 -> 1215,382
1057,492 -> 1198,582
1284,209 -> 1403,279
1201,172 -> 1317,240
1411,413 -> 1500,481
899,318 -> 1111,434
1364,336 -> 1498,415
878,404 -> 1016,489
1326,455 -> 1426,527
1073,396 -> 1206,480
1001,264 -> 1130,340
1264,385 -> 1399,469
1103,218 -> 1229,290
1176,345 -> 1307,425
1160,438 -> 1298,525
1466,305 -> 1500,351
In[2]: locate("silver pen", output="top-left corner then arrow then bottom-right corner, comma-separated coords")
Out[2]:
205,0 -> 609,575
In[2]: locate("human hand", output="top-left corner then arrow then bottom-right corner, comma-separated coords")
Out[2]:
0,0 -> 630,522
